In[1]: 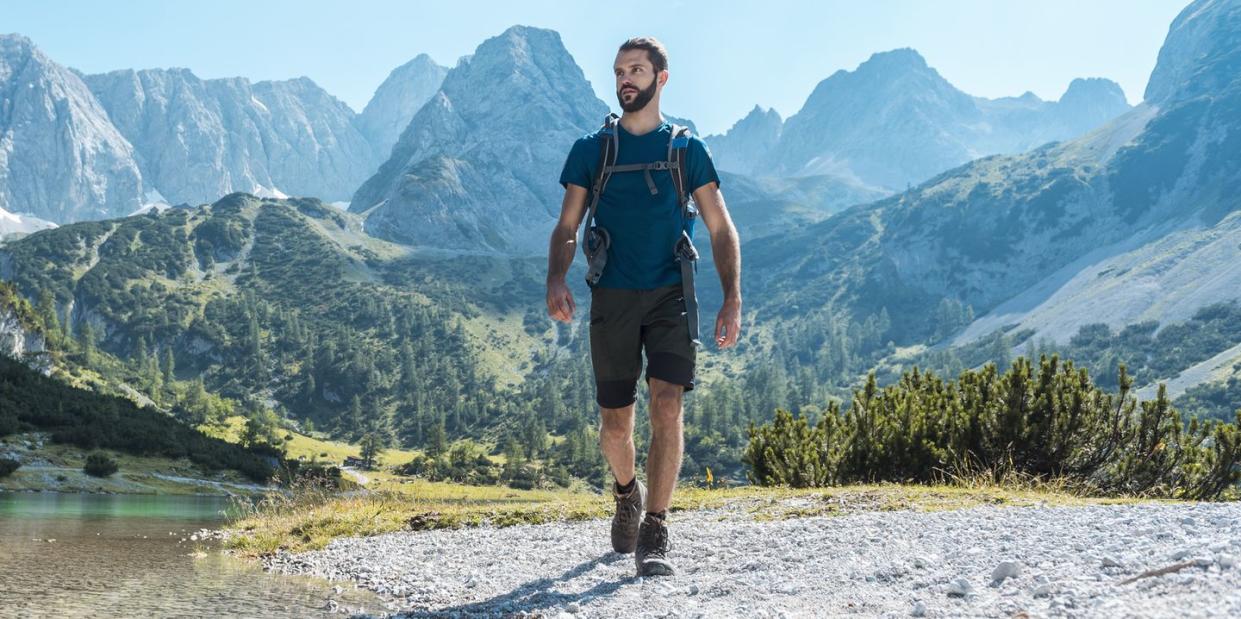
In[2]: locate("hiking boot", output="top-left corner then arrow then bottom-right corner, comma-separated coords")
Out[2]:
611,478 -> 646,554
635,513 -> 675,576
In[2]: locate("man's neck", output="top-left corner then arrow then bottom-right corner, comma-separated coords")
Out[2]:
619,106 -> 663,136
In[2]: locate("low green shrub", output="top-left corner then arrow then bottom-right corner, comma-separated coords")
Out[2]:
745,354 -> 1241,499
83,452 -> 119,477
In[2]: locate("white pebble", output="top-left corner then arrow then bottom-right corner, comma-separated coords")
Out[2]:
992,561 -> 1022,583
947,578 -> 975,597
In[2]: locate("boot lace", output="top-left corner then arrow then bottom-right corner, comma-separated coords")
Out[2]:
639,519 -> 670,557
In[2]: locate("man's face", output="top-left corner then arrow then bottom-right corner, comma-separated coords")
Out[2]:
614,49 -> 663,113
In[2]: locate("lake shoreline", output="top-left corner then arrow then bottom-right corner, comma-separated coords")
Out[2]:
0,485 -> 268,497
1,431 -> 273,498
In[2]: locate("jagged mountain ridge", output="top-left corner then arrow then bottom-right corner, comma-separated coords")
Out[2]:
348,28 -> 940,255
710,48 -> 1131,193
0,32 -> 447,224
82,68 -> 382,206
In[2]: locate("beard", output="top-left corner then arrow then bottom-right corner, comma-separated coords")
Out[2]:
617,78 -> 657,113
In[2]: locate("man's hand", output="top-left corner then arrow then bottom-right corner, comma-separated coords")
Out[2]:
547,278 -> 576,323
547,184 -> 588,323
693,181 -> 742,351
715,297 -> 741,349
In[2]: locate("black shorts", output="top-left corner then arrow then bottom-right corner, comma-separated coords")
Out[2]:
589,283 -> 696,409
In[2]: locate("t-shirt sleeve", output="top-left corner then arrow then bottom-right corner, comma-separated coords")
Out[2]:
559,136 -> 596,190
686,135 -> 721,193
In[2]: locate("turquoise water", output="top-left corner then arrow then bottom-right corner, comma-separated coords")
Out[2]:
0,492 -> 386,618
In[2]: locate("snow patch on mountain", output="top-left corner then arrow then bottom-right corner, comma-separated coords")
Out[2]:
0,207 -> 57,238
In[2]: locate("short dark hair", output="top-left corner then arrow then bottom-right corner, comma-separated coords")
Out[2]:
618,37 -> 668,73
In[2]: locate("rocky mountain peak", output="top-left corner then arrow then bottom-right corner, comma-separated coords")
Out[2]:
0,32 -> 35,53
357,53 -> 448,157
1060,77 -> 1128,107
856,47 -> 931,74
706,105 -> 784,175
350,24 -> 608,253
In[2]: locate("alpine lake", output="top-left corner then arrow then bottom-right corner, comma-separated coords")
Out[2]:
0,491 -> 387,617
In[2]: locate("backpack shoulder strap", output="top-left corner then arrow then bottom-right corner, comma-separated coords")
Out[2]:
667,123 -> 701,347
586,113 -> 620,224
667,124 -> 694,222
581,113 -> 620,286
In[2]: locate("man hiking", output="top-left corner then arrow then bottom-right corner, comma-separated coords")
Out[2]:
546,36 -> 742,577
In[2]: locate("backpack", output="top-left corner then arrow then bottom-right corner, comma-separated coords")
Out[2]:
580,112 -> 701,346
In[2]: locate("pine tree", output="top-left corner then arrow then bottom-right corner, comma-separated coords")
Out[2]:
426,416 -> 448,458
347,395 -> 363,441
78,322 -> 97,365
502,436 -> 525,480
162,347 -> 176,383
35,289 -> 62,349
360,432 -> 386,470
184,378 -> 210,426
302,372 -> 317,404
247,309 -> 266,383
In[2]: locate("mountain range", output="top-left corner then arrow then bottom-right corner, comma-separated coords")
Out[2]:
0,32 -> 448,223
349,32 -> 1132,253
706,51 -> 1131,195
4,0 -> 1241,466
1,26 -> 1131,252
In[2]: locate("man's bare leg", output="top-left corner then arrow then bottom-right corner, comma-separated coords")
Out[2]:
599,403 -> 636,486
601,400 -> 645,555
645,377 -> 684,513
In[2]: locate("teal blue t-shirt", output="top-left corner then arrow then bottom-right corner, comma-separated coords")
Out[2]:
559,120 -> 720,289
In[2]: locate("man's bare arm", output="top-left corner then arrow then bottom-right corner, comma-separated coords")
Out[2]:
546,183 -> 589,322
692,181 -> 742,348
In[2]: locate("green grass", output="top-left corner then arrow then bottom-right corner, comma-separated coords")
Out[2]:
199,415 -> 421,469
222,477 -> 1155,558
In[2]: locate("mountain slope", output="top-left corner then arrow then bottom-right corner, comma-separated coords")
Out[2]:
0,34 -> 145,222
0,193 -> 570,448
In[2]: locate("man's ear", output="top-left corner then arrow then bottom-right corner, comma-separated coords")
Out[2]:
658,70 -> 669,88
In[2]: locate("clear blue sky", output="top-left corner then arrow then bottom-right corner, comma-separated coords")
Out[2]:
3,0 -> 1189,135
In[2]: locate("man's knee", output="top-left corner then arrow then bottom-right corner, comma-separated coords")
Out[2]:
648,378 -> 684,429
599,406 -> 634,445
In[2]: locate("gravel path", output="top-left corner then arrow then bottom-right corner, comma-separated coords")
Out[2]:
261,500 -> 1241,618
